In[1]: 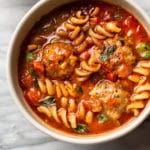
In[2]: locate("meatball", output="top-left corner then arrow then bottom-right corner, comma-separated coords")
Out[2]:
42,43 -> 77,79
110,45 -> 136,66
100,35 -> 136,73
90,80 -> 129,119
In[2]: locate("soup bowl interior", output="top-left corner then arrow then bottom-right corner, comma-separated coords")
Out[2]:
7,0 -> 150,144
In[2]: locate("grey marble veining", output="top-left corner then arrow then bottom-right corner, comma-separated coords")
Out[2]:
0,0 -> 150,150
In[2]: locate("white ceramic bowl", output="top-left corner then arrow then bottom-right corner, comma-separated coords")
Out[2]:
7,0 -> 150,144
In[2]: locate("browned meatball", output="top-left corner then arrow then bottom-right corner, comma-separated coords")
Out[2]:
100,35 -> 136,73
90,80 -> 129,119
42,43 -> 77,79
110,45 -> 136,66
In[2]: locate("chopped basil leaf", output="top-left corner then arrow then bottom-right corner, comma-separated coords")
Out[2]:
98,114 -> 108,124
41,96 -> 56,107
101,45 -> 107,51
26,52 -> 35,63
107,46 -> 116,55
100,54 -> 109,62
74,124 -> 89,134
78,87 -> 83,94
28,68 -> 38,87
100,45 -> 116,62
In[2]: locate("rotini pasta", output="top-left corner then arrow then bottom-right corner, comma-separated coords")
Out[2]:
63,22 -> 88,53
88,28 -> 106,40
37,98 -> 94,128
38,78 -> 77,98
127,60 -> 150,116
27,44 -> 38,51
70,15 -> 89,25
91,7 -> 100,17
75,60 -> 101,82
104,22 -> 121,33
88,22 -> 121,40
75,48 -> 101,81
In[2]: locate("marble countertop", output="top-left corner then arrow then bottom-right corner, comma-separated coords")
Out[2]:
0,0 -> 150,149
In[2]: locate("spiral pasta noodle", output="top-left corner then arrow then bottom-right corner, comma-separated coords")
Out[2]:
75,49 -> 101,82
37,98 -> 94,128
37,78 -> 77,98
127,60 -> 150,116
57,8 -> 121,53
70,12 -> 89,25
90,7 -> 100,17
62,10 -> 90,53
88,22 -> 121,41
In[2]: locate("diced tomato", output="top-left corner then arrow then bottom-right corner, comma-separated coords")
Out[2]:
120,79 -> 133,89
84,101 -> 93,110
90,17 -> 100,25
79,51 -> 90,60
117,64 -> 132,78
32,61 -> 44,76
25,87 -> 41,106
106,72 -> 117,82
102,66 -> 111,73
20,71 -> 33,88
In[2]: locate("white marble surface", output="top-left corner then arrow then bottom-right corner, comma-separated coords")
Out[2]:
0,0 -> 150,149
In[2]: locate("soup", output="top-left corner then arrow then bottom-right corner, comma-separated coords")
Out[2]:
18,1 -> 150,135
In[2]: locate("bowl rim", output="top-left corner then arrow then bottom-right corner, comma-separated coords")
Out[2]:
7,0 -> 150,144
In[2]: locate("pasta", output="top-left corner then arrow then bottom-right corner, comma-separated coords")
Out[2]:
104,22 -> 121,33
27,44 -> 38,51
38,78 -> 77,98
91,7 -> 100,17
75,47 -> 101,81
63,15 -> 89,53
88,22 -> 121,40
19,1 -> 150,135
127,60 -> 150,116
56,29 -> 68,37
70,14 -> 89,25
37,99 -> 94,128
75,58 -> 101,82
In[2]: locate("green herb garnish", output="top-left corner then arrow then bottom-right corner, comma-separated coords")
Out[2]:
28,68 -> 38,87
100,54 -> 109,62
41,96 -> 56,107
137,42 -> 150,59
98,114 -> 108,124
100,45 -> 116,62
26,52 -> 35,63
137,43 -> 148,52
74,124 -> 89,134
78,87 -> 83,94
107,46 -> 116,55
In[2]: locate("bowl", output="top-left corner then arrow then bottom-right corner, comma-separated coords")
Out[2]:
7,0 -> 150,144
